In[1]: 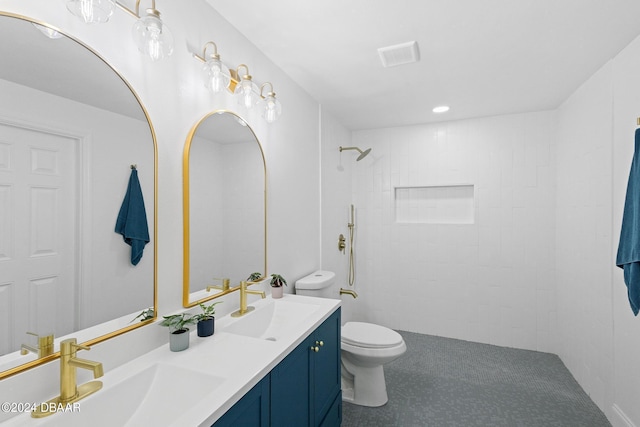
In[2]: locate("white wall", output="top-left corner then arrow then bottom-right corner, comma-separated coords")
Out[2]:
555,61 -> 615,420
344,112 -> 557,352
611,34 -> 640,427
0,1 -> 321,419
554,31 -> 640,427
319,108 -> 358,322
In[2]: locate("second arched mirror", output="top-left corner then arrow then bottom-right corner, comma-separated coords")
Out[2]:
183,111 -> 266,307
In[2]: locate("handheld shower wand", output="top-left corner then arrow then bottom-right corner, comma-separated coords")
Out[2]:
348,204 -> 356,286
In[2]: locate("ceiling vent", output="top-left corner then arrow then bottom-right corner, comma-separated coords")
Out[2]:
377,41 -> 420,68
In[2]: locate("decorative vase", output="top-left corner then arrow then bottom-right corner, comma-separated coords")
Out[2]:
271,286 -> 283,299
169,328 -> 190,352
197,317 -> 215,337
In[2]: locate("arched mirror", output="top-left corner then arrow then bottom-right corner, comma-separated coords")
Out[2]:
183,111 -> 266,307
0,14 -> 157,378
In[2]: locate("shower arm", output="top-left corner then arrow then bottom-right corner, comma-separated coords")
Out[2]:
339,146 -> 371,161
339,146 -> 365,155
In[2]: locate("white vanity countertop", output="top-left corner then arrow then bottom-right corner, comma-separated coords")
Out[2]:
2,295 -> 340,427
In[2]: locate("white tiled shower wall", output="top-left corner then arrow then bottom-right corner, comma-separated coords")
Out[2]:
346,112 -> 557,352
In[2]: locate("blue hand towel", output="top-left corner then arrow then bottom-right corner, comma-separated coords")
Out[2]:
616,128 -> 640,316
115,169 -> 149,266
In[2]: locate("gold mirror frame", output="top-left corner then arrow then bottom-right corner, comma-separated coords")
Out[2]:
0,13 -> 158,379
183,110 -> 267,307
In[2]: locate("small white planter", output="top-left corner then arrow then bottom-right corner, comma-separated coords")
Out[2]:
271,286 -> 284,299
169,328 -> 190,352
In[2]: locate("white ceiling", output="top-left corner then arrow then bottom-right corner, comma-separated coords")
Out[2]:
208,0 -> 640,131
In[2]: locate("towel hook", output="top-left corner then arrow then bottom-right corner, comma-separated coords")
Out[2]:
130,164 -> 137,170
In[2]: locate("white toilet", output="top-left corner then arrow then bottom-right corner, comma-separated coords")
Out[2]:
295,270 -> 407,407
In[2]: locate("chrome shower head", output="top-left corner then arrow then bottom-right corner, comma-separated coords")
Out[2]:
339,146 -> 372,161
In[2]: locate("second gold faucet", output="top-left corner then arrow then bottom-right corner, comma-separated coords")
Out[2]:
231,280 -> 266,317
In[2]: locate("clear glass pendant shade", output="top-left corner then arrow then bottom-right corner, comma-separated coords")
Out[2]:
66,0 -> 116,24
202,57 -> 230,93
132,10 -> 174,62
260,93 -> 282,123
234,78 -> 260,110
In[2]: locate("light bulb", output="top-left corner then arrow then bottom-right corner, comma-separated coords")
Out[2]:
66,0 -> 115,24
203,57 -> 230,93
261,93 -> 282,123
235,78 -> 259,109
132,10 -> 174,62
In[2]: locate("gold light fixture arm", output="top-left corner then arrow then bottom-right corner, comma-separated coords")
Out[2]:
236,64 -> 250,80
115,0 -> 157,19
193,41 -> 219,62
260,82 -> 275,98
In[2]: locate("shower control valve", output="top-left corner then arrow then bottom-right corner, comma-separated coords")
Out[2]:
338,234 -> 346,253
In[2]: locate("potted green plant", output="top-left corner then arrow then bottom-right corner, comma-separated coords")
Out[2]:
130,308 -> 155,323
194,301 -> 222,337
159,313 -> 196,352
269,273 -> 287,299
247,272 -> 262,282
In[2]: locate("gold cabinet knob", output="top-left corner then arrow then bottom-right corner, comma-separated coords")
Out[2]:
316,340 -> 324,347
310,346 -> 319,352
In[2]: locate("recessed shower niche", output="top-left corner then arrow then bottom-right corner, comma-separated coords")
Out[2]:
395,185 -> 475,224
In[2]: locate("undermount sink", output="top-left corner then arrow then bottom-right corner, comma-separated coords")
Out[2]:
35,363 -> 225,426
223,298 -> 321,341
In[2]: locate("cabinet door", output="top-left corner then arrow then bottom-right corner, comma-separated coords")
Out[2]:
271,334 -> 313,426
312,309 -> 341,425
213,375 -> 270,427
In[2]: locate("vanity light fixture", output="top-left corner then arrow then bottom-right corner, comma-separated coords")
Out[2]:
66,0 -> 174,61
66,0 -> 116,24
234,64 -> 260,110
194,42 -> 231,93
259,82 -> 282,123
191,43 -> 284,123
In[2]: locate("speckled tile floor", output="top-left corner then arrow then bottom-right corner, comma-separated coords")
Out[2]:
341,331 -> 610,427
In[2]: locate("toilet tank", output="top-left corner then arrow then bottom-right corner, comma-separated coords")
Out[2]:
295,270 -> 336,298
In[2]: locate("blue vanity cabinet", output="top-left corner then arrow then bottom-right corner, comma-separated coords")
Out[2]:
212,376 -> 270,427
312,308 -> 341,426
270,334 -> 313,426
271,308 -> 341,427
213,308 -> 341,427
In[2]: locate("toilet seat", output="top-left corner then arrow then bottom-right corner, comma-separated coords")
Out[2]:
341,322 -> 403,349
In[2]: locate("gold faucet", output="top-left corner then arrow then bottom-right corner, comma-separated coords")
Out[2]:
20,332 -> 54,358
231,280 -> 266,317
32,338 -> 104,418
207,277 -> 230,292
340,288 -> 358,298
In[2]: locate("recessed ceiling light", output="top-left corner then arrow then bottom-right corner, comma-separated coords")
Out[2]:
432,106 -> 450,113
